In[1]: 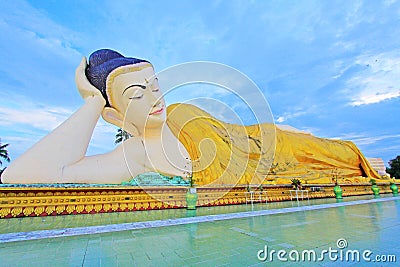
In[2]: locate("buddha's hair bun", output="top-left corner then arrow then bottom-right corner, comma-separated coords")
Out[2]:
85,49 -> 149,106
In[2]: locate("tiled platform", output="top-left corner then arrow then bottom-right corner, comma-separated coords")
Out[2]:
0,196 -> 399,266
0,195 -> 374,235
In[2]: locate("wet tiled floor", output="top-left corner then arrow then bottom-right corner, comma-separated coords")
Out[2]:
0,195 -> 399,266
0,195 -> 376,235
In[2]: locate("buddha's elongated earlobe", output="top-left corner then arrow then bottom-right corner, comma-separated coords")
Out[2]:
101,107 -> 140,137
102,107 -> 123,127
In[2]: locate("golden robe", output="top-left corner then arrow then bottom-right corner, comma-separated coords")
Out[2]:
167,103 -> 383,185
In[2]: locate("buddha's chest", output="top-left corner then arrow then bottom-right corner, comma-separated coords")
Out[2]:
143,139 -> 192,177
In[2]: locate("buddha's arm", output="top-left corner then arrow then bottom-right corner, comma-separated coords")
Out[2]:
62,137 -> 145,183
61,145 -> 133,184
2,95 -> 105,183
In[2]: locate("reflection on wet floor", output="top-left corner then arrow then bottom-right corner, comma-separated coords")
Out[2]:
0,194 -> 384,235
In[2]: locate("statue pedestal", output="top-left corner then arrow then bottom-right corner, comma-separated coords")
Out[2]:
0,183 -> 397,218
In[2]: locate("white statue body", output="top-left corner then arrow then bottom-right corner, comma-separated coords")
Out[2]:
2,50 -> 191,184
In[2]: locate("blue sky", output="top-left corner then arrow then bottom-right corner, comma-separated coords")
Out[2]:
0,0 -> 399,168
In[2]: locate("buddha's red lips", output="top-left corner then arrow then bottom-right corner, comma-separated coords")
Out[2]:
150,106 -> 164,115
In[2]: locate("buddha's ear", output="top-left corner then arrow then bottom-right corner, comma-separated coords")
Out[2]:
101,107 -> 139,137
102,107 -> 124,128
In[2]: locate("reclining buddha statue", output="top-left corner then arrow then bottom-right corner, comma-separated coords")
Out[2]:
1,49 -> 384,186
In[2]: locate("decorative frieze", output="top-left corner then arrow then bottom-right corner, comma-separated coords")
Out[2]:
0,183 -> 396,218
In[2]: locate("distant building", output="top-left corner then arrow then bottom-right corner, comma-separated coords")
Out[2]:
367,158 -> 389,177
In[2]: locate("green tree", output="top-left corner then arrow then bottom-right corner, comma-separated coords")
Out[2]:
386,156 -> 400,179
0,139 -> 10,182
0,139 -> 10,166
115,128 -> 132,144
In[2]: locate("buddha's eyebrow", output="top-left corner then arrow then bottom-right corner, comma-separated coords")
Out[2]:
122,84 -> 146,95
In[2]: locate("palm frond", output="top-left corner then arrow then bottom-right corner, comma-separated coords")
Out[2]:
115,128 -> 132,144
0,139 -> 10,166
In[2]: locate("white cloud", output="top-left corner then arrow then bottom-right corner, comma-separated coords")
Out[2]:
329,132 -> 366,140
276,124 -> 312,134
299,127 -> 320,135
331,133 -> 400,145
351,91 -> 400,106
347,51 -> 400,106
327,132 -> 400,163
367,145 -> 400,154
275,109 -> 308,123
352,134 -> 400,146
0,105 -> 71,131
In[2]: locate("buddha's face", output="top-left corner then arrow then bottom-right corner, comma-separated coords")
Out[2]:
106,65 -> 166,133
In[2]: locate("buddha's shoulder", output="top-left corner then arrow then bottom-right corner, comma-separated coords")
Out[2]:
167,103 -> 209,115
111,137 -> 144,154
121,136 -> 143,145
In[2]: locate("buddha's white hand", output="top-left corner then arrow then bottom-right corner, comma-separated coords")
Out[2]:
75,57 -> 105,105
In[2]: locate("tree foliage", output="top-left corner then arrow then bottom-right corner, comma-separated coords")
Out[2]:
0,139 -> 10,166
386,155 -> 400,179
0,139 -> 10,183
115,128 -> 132,144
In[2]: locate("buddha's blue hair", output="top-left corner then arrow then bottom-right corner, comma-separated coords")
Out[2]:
85,49 -> 149,106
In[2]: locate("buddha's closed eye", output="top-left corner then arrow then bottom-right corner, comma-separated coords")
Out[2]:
129,89 -> 144,99
123,84 -> 146,99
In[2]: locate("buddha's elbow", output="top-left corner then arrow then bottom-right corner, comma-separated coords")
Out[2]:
1,162 -> 39,183
1,166 -> 15,183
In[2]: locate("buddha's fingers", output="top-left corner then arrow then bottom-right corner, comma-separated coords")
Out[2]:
75,57 -> 103,100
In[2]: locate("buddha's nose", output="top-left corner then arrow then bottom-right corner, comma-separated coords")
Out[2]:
143,90 -> 156,104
